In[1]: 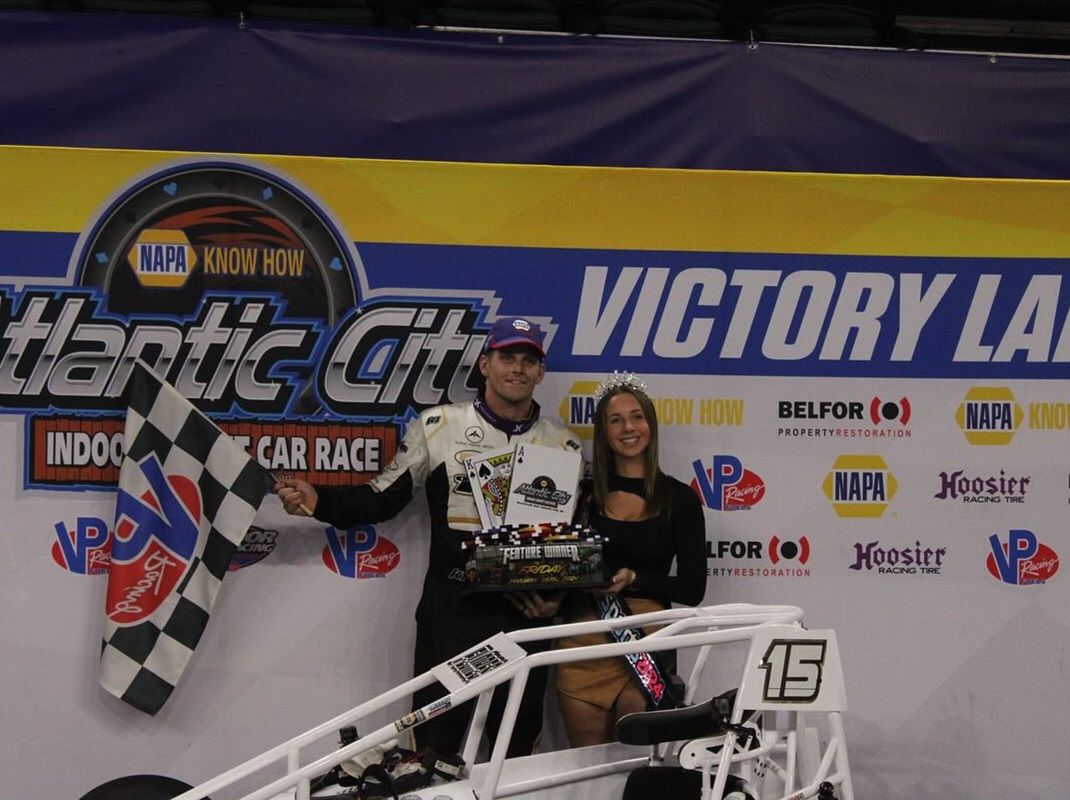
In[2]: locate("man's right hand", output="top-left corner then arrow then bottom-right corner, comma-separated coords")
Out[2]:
275,478 -> 318,517
505,591 -> 564,620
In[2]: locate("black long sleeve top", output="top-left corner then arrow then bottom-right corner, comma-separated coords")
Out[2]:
590,473 -> 708,608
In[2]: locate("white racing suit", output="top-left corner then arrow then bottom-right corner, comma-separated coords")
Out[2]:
314,396 -> 581,758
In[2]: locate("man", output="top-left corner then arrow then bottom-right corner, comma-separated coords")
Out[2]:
277,316 -> 581,758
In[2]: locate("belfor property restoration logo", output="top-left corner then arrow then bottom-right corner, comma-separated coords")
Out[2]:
777,395 -> 912,439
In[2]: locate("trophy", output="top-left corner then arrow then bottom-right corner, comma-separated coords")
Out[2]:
462,444 -> 607,593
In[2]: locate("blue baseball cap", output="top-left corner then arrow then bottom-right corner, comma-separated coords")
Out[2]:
483,317 -> 546,357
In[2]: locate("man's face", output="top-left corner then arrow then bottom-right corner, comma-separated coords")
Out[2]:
479,346 -> 545,408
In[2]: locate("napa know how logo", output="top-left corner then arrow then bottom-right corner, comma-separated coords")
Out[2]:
126,228 -> 198,288
955,387 -> 1023,445
560,380 -> 743,441
823,454 -> 897,518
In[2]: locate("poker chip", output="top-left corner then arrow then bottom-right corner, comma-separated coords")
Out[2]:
461,522 -> 606,551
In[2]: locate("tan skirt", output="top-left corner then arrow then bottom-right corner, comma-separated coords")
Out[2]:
554,596 -> 666,710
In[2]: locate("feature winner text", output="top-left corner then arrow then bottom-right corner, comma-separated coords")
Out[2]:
501,544 -> 580,563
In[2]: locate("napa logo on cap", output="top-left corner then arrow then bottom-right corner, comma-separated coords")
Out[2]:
126,228 -> 198,288
955,387 -> 1023,445
823,454 -> 897,518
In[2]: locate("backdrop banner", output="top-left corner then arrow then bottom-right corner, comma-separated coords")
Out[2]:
2,144 -> 1068,799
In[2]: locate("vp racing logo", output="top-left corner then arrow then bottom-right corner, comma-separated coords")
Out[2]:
987,529 -> 1059,586
106,454 -> 201,624
322,527 -> 401,579
690,454 -> 766,511
52,517 -> 112,575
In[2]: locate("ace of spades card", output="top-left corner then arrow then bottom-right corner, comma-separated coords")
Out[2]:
503,443 -> 582,525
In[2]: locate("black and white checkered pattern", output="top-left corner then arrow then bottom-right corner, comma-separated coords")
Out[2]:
100,361 -> 273,715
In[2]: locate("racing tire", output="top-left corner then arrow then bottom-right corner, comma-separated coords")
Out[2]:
622,766 -> 755,800
77,774 -> 209,800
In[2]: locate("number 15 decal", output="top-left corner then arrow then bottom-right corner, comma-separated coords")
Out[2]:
740,628 -> 845,712
759,639 -> 827,703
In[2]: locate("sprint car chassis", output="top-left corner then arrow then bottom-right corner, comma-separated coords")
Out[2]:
170,603 -> 853,800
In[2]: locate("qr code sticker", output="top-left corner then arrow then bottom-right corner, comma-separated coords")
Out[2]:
447,644 -> 509,684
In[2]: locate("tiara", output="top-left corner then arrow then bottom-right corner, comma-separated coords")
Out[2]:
593,371 -> 648,405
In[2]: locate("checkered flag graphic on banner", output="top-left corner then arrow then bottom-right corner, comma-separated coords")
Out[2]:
100,361 -> 274,715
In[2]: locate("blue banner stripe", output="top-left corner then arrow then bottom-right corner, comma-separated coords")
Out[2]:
0,231 -> 76,279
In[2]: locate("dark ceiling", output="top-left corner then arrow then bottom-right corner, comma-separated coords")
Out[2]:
8,1 -> 1070,56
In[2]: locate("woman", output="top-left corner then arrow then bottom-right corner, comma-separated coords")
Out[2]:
555,372 -> 707,747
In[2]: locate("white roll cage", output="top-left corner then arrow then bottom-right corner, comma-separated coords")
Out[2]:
171,603 -> 853,800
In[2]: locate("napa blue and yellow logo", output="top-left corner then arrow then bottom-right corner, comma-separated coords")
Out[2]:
126,228 -> 197,288
559,380 -> 600,441
823,454 -> 897,518
559,380 -> 744,441
955,386 -> 1023,445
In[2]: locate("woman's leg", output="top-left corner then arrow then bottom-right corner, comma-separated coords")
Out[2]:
613,679 -> 649,721
558,692 -> 615,747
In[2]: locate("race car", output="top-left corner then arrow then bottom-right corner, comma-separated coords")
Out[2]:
83,603 -> 853,800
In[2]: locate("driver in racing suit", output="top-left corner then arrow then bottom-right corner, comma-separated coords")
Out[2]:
276,317 -> 582,759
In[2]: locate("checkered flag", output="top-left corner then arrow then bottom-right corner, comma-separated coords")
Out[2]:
100,361 -> 273,715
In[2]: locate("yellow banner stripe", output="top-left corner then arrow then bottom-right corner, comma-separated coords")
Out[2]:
5,144 -> 1070,257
